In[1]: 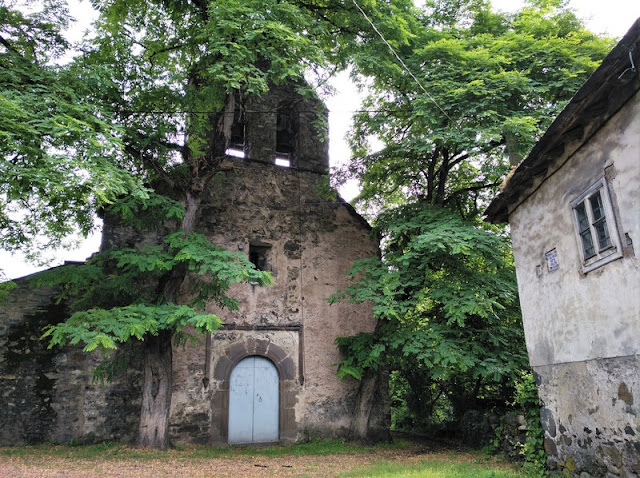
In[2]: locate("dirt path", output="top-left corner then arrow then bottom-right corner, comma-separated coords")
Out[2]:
1,451 -> 407,477
0,438 -> 506,477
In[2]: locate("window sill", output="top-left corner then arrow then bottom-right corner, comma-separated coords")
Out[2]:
582,247 -> 623,274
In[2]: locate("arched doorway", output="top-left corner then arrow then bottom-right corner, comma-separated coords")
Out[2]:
228,356 -> 279,443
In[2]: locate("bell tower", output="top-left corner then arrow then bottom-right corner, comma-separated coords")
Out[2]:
226,83 -> 329,174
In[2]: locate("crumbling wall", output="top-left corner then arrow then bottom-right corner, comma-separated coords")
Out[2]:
244,83 -> 328,173
0,278 -> 142,445
168,153 -> 386,444
535,356 -> 639,475
0,281 -> 62,444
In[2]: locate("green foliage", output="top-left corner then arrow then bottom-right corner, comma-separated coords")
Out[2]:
1,0 -> 419,267
341,0 -> 614,216
42,303 -> 222,353
105,194 -> 185,230
333,204 -> 527,421
34,229 -> 272,306
4,0 -> 610,452
340,459 -> 529,477
71,0 -> 419,188
36,228 -> 273,367
315,176 -> 339,203
0,2 -> 143,259
0,279 -> 17,304
513,371 -> 547,476
389,370 -> 453,431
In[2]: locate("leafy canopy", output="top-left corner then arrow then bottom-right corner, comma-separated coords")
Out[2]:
332,204 -> 527,424
74,0 -> 419,191
37,225 -> 273,356
0,1 -> 143,258
341,0 -> 614,216
332,204 -> 524,379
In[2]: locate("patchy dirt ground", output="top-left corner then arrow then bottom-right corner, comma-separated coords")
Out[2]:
0,436 -> 513,477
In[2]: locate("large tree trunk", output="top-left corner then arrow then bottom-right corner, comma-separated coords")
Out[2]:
134,192 -> 203,449
349,367 -> 392,443
132,91 -> 227,449
136,329 -> 174,449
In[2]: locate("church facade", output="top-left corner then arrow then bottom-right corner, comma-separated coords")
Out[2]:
0,84 -> 389,446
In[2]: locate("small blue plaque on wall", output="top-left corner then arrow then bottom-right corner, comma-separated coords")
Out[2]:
545,249 -> 559,272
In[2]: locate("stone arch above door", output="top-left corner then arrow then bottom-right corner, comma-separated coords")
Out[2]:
209,337 -> 298,445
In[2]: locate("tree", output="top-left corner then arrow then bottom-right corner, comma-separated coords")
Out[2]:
341,0 -> 614,217
332,0 -> 614,431
2,0 -> 420,449
0,1 -> 142,260
332,204 -> 526,425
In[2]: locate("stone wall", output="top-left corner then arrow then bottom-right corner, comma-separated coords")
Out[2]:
0,281 -> 62,444
0,277 -> 142,445
162,83 -> 387,445
167,156 -> 386,444
535,357 -> 639,475
245,83 -> 328,173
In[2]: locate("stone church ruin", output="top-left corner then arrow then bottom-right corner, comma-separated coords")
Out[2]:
0,84 -> 390,446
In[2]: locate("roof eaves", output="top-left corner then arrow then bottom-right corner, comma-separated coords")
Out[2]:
484,17 -> 640,224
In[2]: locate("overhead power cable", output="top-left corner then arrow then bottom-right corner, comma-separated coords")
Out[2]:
350,0 -> 454,124
109,108 -> 418,116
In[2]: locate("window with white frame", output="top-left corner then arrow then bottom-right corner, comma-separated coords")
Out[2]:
571,178 -> 622,272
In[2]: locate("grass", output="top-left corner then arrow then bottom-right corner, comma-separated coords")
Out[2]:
341,459 -> 528,477
0,437 -> 533,477
0,438 -> 398,461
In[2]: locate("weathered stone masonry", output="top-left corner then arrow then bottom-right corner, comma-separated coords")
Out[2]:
0,280 -> 142,445
166,152 -> 384,444
0,83 -> 390,446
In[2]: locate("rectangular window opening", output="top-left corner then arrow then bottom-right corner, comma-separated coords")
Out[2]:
276,107 -> 297,165
227,99 -> 246,159
275,157 -> 291,167
571,178 -> 621,272
249,243 -> 271,272
226,147 -> 246,158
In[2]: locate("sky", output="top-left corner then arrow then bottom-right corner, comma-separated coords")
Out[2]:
2,0 -> 640,280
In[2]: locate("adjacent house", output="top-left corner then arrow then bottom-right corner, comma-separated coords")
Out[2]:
485,19 -> 640,476
0,84 -> 390,446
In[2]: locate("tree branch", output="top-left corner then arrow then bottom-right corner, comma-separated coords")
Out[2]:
157,139 -> 184,151
0,34 -> 22,57
444,181 -> 502,204
426,146 -> 439,202
148,43 -> 186,63
124,144 -> 175,190
435,148 -> 449,204
447,152 -> 470,169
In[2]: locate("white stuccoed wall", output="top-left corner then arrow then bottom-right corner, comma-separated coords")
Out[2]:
507,89 -> 640,474
509,90 -> 640,368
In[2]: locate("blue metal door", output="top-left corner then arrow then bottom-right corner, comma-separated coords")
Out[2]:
228,356 -> 279,443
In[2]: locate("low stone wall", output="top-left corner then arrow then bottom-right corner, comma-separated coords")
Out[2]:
0,279 -> 141,445
0,281 -> 63,444
534,355 -> 639,476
